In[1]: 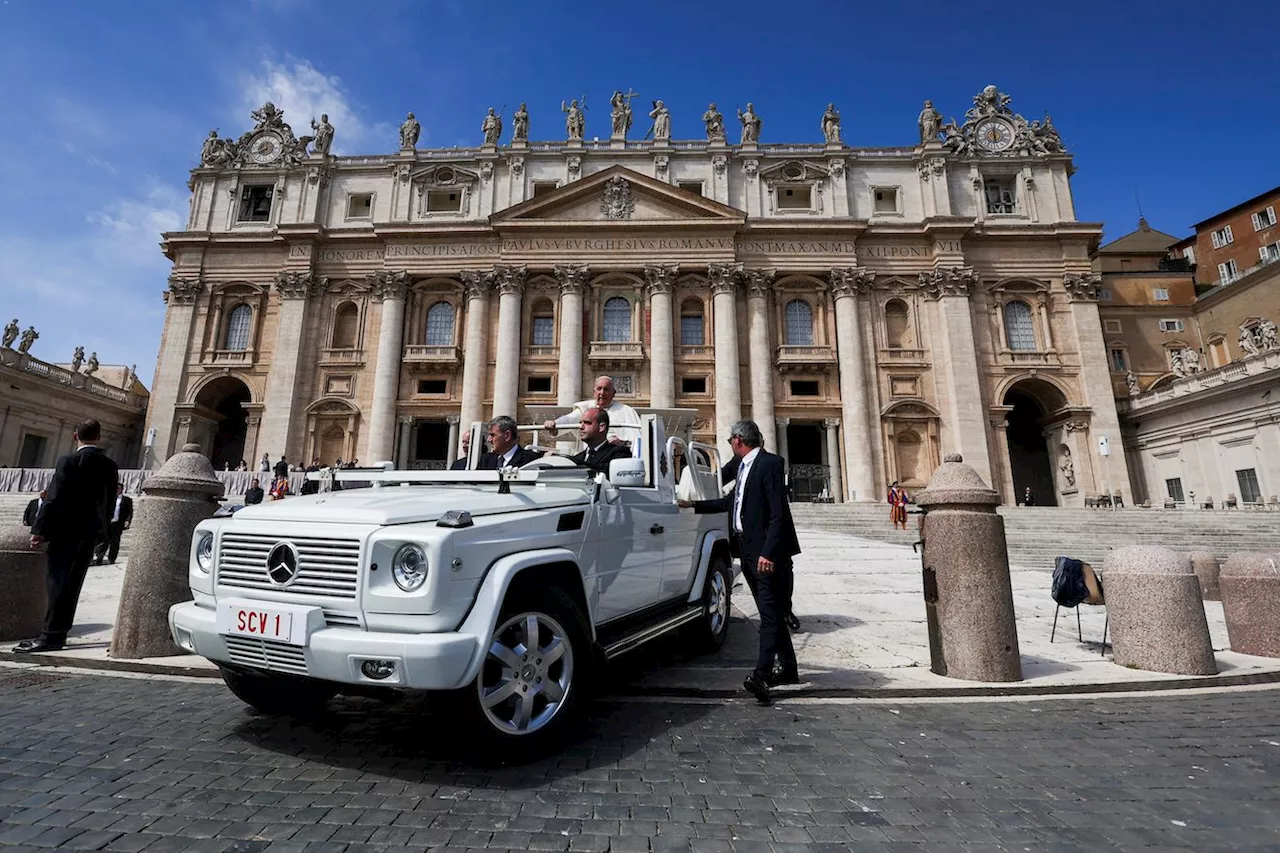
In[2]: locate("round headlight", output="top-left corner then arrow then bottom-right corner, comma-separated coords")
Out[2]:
392,544 -> 428,592
195,532 -> 214,574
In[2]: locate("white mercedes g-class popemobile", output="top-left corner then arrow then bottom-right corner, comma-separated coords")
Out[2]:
169,412 -> 732,748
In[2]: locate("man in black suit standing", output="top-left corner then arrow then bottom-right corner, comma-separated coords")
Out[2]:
569,407 -> 631,474
720,451 -> 801,633
22,490 -> 47,527
679,419 -> 801,705
477,416 -> 543,470
15,419 -> 119,652
93,483 -> 133,565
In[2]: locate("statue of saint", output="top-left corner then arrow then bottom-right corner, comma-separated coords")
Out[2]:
1125,370 -> 1140,396
1261,319 -> 1279,351
71,346 -> 84,373
310,114 -> 334,155
918,100 -> 942,143
1170,348 -> 1186,377
1058,448 -> 1075,488
123,364 -> 138,392
200,130 -> 233,166
399,112 -> 421,150
512,103 -> 529,142
737,103 -> 762,144
610,90 -> 634,139
1240,325 -> 1261,356
702,103 -> 725,142
481,108 -> 502,145
1184,348 -> 1201,373
821,103 -> 841,144
2,319 -> 18,348
562,99 -> 585,141
17,326 -> 37,354
84,352 -> 99,378
647,100 -> 671,142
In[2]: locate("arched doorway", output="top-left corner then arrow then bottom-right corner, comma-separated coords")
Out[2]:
1002,379 -> 1066,506
195,376 -> 251,470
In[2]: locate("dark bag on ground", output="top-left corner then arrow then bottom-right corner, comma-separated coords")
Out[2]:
1051,556 -> 1089,608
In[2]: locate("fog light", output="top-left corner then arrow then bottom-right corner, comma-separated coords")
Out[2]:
173,627 -> 196,653
361,659 -> 396,680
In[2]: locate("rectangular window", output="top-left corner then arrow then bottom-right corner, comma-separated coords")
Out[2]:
1158,319 -> 1185,332
872,187 -> 899,214
531,316 -> 554,347
416,379 -> 446,395
1109,348 -> 1128,372
1103,319 -> 1122,333
1260,242 -> 1280,263
789,380 -> 820,397
1236,468 -> 1262,504
677,180 -> 704,196
680,376 -> 707,395
1098,288 -> 1113,301
1218,259 -> 1239,282
1210,225 -> 1234,248
532,181 -> 559,197
346,193 -> 373,220
237,185 -> 274,222
526,375 -> 552,394
777,186 -> 812,210
1166,477 -> 1184,503
1153,287 -> 1170,301
984,179 -> 1016,214
426,190 -> 462,212
680,314 -> 704,346
1252,206 -> 1277,231
1183,246 -> 1196,265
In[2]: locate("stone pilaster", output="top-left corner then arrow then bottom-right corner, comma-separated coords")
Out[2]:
364,270 -> 410,464
259,271 -> 327,465
459,270 -> 493,431
397,415 -> 414,468
919,266 -> 992,485
446,414 -> 461,464
145,277 -> 205,467
744,269 -> 777,451
709,263 -> 744,447
554,264 -> 589,406
644,263 -> 679,408
830,267 -> 875,501
823,417 -> 844,503
775,417 -> 790,464
491,264 -> 527,419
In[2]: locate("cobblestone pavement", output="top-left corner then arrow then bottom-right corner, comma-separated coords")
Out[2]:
1,671 -> 1279,852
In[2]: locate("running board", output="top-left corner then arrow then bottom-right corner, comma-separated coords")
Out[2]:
602,607 -> 703,660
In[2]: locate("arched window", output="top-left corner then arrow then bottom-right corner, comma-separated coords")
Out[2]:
224,304 -> 252,351
331,302 -> 359,349
680,298 -> 705,346
603,297 -> 631,342
784,299 -> 813,346
530,298 -> 555,347
884,299 -> 909,348
1003,300 -> 1037,351
425,301 -> 455,346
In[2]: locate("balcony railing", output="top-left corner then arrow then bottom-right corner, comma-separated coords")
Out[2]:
677,344 -> 714,361
0,350 -> 144,409
997,349 -> 1061,368
523,345 -> 559,360
775,345 -> 836,372
1118,348 -> 1280,413
588,341 -> 644,364
320,348 -> 363,364
1212,251 -> 1279,287
207,349 -> 252,366
403,345 -> 461,366
879,348 -> 927,363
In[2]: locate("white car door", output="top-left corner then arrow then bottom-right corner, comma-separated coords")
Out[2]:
593,482 -> 666,623
662,438 -> 723,599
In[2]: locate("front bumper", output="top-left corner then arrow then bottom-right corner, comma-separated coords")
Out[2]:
169,602 -> 482,690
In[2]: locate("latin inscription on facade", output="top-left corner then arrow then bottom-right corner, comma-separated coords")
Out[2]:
502,237 -> 736,252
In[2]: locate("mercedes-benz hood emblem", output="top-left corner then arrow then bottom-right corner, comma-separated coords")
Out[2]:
266,541 -> 300,586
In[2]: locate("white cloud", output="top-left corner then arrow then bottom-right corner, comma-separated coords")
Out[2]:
238,58 -> 380,154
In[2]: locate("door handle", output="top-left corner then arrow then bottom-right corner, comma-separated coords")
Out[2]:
650,524 -> 665,535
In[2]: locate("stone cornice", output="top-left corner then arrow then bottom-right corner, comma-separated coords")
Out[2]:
366,270 -> 410,302
708,263 -> 744,296
276,270 -> 329,300
643,263 -> 680,296
918,266 -> 976,299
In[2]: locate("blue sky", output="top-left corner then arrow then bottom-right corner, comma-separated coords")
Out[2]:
1,0 -> 1277,386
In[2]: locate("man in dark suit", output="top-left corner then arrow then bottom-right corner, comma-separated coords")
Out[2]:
450,432 -> 471,470
93,483 -> 133,565
274,455 -> 290,480
569,407 -> 631,474
244,478 -> 264,505
22,490 -> 47,527
16,419 -> 119,653
477,416 -> 543,470
720,451 -> 801,633
679,419 -> 801,705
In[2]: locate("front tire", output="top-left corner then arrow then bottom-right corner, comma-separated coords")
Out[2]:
682,555 -> 732,654
220,667 -> 338,716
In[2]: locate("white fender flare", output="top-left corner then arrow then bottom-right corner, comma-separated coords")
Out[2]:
687,530 -> 733,604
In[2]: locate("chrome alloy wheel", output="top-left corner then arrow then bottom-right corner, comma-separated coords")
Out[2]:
478,612 -> 574,735
709,569 -> 729,635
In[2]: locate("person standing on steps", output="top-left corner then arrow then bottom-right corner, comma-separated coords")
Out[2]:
14,419 -> 118,653
678,419 -> 801,706
93,483 -> 132,565
888,481 -> 910,531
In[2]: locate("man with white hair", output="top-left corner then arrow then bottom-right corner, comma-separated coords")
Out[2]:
543,375 -> 641,444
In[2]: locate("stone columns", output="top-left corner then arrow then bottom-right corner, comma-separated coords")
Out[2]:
745,269 -> 778,451
459,270 -> 493,430
644,263 -> 679,408
397,416 -> 414,467
775,417 -> 790,462
364,270 -> 410,465
823,417 -> 844,502
446,414 -> 461,463
829,268 -> 875,502
920,267 -> 992,485
709,263 -> 744,447
554,264 -> 589,406
491,264 -> 527,419
146,278 -> 205,467
259,271 -> 327,464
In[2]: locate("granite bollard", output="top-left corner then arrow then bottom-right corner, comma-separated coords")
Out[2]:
1103,545 -> 1216,675
1188,550 -> 1221,601
110,444 -> 223,658
0,526 -> 46,641
915,454 -> 1022,682
1219,552 -> 1280,658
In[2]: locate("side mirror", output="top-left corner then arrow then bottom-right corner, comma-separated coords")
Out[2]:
594,473 -> 620,505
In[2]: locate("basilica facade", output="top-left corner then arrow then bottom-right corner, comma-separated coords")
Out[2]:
146,87 -> 1131,505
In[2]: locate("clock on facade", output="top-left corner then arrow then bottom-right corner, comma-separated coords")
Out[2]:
247,132 -> 284,164
975,119 -> 1014,152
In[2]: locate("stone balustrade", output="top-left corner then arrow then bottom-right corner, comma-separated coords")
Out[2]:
0,348 -> 144,409
1120,349 -> 1280,413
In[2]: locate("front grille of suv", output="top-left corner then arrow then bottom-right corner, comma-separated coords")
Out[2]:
217,533 -> 361,599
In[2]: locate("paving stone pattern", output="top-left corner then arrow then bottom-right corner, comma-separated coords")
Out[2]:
3,672 -> 1280,851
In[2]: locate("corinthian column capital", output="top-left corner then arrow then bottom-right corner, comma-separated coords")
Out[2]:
917,266 -> 976,300
366,270 -> 410,302
643,263 -> 679,296
277,270 -> 329,300
165,277 -> 205,305
553,263 -> 590,296
460,269 -> 493,302
493,264 -> 528,297
828,267 -> 874,299
1062,273 -> 1101,302
708,262 -> 744,296
744,268 -> 777,299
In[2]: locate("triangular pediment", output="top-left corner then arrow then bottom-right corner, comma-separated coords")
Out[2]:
492,165 -> 744,226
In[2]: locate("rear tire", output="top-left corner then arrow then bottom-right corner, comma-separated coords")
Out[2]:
220,667 -> 338,716
682,555 -> 732,654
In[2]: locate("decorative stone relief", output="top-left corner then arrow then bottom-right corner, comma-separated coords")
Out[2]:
1064,421 -> 1089,433
306,165 -> 330,186
393,163 -> 411,182
277,270 -> 328,300
166,277 -> 205,305
708,263 -> 744,296
366,270 -> 409,302
1058,446 -> 1075,487
493,264 -> 528,297
643,263 -> 679,295
916,157 -> 946,182
938,85 -> 1064,158
828,158 -> 845,178
567,156 -> 581,177
829,267 -> 875,298
918,267 -> 976,299
653,154 -> 669,179
744,268 -> 777,299
743,159 -> 759,181
480,162 -> 493,182
712,155 -> 727,175
553,263 -> 590,296
1062,273 -> 1101,302
599,176 -> 635,220
198,102 -> 316,170
460,269 -> 493,302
